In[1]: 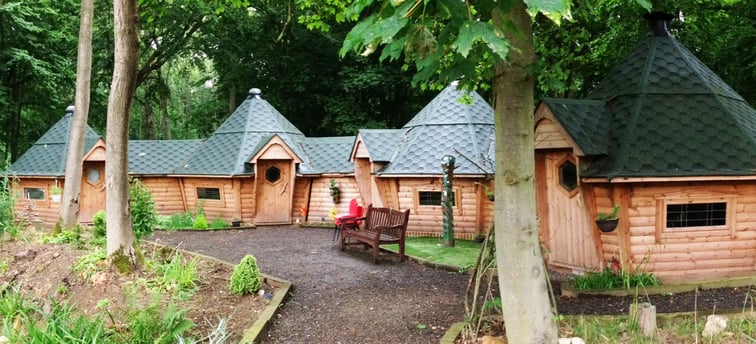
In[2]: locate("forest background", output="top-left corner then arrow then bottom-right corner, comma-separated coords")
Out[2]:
1,0 -> 753,164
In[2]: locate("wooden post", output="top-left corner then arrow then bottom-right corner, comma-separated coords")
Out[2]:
631,302 -> 656,337
441,155 -> 455,247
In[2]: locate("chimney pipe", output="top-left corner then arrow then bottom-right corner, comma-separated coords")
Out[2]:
644,12 -> 674,36
65,105 -> 75,118
248,88 -> 262,99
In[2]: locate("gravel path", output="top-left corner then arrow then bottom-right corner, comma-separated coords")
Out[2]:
149,227 -> 470,343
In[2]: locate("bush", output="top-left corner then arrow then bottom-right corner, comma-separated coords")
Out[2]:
92,210 -> 107,238
165,212 -> 194,229
193,213 -> 208,229
130,179 -> 158,239
230,254 -> 262,296
209,217 -> 229,229
0,170 -> 21,238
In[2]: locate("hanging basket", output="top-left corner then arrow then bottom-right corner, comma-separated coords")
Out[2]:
487,194 -> 495,202
595,219 -> 619,233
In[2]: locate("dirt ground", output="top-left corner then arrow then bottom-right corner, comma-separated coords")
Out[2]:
2,226 -> 753,343
0,237 -> 270,342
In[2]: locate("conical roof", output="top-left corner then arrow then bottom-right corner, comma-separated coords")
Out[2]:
176,89 -> 307,175
377,83 -> 495,175
553,12 -> 756,179
10,110 -> 101,176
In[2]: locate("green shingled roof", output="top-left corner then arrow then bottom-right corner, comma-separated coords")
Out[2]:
10,114 -> 101,177
377,83 -> 495,175
356,129 -> 404,162
175,89 -> 308,176
545,14 -> 756,179
299,137 -> 355,174
129,140 -> 203,175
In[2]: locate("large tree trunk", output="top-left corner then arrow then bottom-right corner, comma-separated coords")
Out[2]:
106,0 -> 139,273
60,0 -> 94,228
493,3 -> 557,343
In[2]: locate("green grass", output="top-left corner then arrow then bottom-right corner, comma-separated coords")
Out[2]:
383,237 -> 483,271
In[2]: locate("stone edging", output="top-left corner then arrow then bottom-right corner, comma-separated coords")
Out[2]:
144,241 -> 292,344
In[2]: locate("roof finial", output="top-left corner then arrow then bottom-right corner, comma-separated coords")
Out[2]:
65,105 -> 75,118
644,12 -> 674,36
248,88 -> 262,99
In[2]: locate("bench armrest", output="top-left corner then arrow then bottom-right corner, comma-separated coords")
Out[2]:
372,223 -> 406,238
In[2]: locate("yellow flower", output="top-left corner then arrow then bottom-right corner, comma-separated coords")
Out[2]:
328,208 -> 338,221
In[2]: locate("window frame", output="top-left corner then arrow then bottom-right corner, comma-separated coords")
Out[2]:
555,156 -> 579,198
196,186 -> 222,201
654,192 -> 737,242
23,187 -> 46,201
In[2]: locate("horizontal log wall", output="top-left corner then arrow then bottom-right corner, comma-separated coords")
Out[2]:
179,177 -> 240,221
140,177 -> 184,215
13,179 -> 61,225
594,181 -> 756,283
300,176 -> 360,225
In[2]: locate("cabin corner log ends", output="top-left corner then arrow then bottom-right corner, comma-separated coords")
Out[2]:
338,204 -> 410,264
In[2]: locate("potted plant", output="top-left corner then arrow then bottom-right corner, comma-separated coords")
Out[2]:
231,218 -> 241,227
475,181 -> 495,201
596,204 -> 620,233
474,234 -> 486,243
329,178 -> 340,203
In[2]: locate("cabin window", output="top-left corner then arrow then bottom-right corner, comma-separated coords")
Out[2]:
197,187 -> 221,200
666,202 -> 727,228
558,160 -> 578,192
265,166 -> 281,183
418,191 -> 455,206
87,168 -> 101,184
24,188 -> 45,200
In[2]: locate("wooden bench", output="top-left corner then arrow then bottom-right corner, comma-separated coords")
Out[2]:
338,204 -> 410,263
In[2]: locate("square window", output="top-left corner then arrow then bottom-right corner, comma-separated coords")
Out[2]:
418,191 -> 455,206
24,188 -> 45,200
197,187 -> 221,200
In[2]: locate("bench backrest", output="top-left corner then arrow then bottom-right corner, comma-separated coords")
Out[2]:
363,204 -> 410,239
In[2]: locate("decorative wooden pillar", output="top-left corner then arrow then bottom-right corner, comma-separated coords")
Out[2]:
441,155 -> 456,247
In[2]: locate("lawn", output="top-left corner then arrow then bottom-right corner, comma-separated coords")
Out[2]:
383,237 -> 484,271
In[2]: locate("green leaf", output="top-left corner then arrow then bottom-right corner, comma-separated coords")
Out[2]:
526,0 -> 572,24
453,22 -> 509,60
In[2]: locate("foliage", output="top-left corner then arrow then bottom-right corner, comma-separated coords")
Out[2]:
209,217 -> 229,229
570,258 -> 660,290
596,205 -> 620,221
130,179 -> 159,240
193,213 -> 208,230
122,295 -> 195,344
0,170 -> 21,238
0,290 -> 110,343
92,210 -> 107,238
74,249 -> 108,280
41,228 -> 82,247
230,254 -> 262,296
154,251 -> 200,300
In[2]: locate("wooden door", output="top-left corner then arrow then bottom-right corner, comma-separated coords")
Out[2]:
541,151 -> 600,272
79,162 -> 105,223
254,159 -> 292,224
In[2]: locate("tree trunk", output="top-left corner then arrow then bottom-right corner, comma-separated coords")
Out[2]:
60,0 -> 94,228
145,91 -> 154,139
106,0 -> 139,273
492,3 -> 557,343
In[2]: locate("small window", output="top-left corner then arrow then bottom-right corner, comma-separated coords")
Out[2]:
197,187 -> 221,200
87,168 -> 101,184
418,191 -> 455,206
666,202 -> 726,228
559,160 -> 578,192
265,166 -> 281,183
24,188 -> 45,200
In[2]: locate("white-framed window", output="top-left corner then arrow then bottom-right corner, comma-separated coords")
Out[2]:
24,187 -> 45,200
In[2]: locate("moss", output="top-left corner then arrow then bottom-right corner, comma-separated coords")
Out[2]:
109,243 -> 144,274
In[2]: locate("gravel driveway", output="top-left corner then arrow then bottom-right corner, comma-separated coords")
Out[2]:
149,227 -> 469,343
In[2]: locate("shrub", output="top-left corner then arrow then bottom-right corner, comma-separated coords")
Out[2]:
130,179 -> 158,240
230,254 -> 262,296
165,212 -> 193,229
92,210 -> 107,238
193,213 -> 208,229
0,170 -> 21,238
209,217 -> 229,229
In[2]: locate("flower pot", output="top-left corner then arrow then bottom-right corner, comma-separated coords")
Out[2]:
596,219 -> 619,233
231,220 -> 241,227
487,194 -> 495,202
474,236 -> 485,243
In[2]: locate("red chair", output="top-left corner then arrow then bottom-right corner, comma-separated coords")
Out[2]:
333,199 -> 364,241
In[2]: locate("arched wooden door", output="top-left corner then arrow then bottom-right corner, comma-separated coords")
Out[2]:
254,159 -> 292,224
79,162 -> 105,223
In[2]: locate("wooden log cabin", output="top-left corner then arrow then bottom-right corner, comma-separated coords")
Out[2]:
534,12 -> 756,283
9,85 -> 495,239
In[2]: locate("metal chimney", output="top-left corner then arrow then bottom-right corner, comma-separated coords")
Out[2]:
644,12 -> 674,36
65,105 -> 75,118
248,88 -> 262,99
